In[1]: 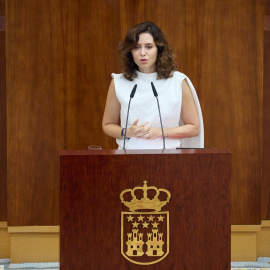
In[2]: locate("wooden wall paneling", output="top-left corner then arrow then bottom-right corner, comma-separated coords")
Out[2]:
6,0 -> 63,225
221,1 -> 263,225
0,0 -> 7,221
6,0 -> 121,226
6,0 -> 263,227
119,0 -> 146,39
141,0 -> 263,224
60,0 -> 121,150
262,0 -> 270,220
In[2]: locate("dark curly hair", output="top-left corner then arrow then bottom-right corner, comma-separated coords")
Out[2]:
118,22 -> 176,81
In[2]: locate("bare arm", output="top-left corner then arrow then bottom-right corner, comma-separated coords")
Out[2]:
102,79 -> 122,139
168,79 -> 200,138
143,79 -> 200,140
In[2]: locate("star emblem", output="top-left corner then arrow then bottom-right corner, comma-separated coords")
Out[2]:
157,215 -> 165,222
132,221 -> 139,228
142,221 -> 149,228
137,215 -> 144,222
152,221 -> 159,228
127,215 -> 134,222
147,215 -> 154,222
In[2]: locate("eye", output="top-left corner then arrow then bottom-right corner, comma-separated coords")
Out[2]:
134,45 -> 140,50
146,45 -> 153,49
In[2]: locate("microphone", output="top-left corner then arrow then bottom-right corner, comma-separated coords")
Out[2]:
151,82 -> 165,149
123,84 -> 137,150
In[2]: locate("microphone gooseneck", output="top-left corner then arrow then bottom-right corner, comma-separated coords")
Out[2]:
151,82 -> 165,149
151,82 -> 158,97
123,84 -> 137,150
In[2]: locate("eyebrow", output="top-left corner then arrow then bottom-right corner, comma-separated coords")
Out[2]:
136,43 -> 153,45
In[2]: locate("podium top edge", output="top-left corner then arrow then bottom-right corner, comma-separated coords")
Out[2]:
59,148 -> 231,156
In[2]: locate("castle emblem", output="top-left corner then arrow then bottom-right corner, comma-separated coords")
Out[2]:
120,181 -> 171,265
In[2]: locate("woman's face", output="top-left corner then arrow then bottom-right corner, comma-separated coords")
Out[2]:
131,32 -> 158,73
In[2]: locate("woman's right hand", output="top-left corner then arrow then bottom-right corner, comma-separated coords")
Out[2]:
127,119 -> 152,138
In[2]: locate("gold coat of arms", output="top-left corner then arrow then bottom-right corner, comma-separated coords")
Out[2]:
120,181 -> 171,265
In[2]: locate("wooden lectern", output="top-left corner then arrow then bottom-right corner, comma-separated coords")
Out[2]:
60,149 -> 231,270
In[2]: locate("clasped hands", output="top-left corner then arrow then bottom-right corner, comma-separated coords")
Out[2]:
126,119 -> 161,140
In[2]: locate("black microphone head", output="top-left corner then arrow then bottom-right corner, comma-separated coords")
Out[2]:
151,82 -> 158,97
130,84 -> 137,98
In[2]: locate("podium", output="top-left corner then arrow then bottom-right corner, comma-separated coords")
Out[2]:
60,149 -> 231,270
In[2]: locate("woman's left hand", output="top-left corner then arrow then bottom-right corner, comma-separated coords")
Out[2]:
141,127 -> 163,140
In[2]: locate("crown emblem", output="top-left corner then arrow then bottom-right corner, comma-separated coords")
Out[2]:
120,181 -> 171,212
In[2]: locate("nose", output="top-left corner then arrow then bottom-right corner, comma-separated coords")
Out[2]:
140,47 -> 146,56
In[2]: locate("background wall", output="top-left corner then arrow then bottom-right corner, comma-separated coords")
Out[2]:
0,0 -> 266,226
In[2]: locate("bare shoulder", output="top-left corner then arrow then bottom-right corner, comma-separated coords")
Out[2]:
181,79 -> 193,98
106,78 -> 117,98
108,78 -> 115,90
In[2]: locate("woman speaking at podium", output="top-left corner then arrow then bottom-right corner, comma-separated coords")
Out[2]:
102,22 -> 204,149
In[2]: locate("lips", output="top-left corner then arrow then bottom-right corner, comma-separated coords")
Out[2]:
140,59 -> 147,63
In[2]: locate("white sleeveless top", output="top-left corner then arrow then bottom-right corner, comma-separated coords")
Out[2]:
112,71 -> 204,149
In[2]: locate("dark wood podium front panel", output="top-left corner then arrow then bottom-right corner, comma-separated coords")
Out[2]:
60,149 -> 231,270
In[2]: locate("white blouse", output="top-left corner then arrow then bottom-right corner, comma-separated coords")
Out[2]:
112,71 -> 204,149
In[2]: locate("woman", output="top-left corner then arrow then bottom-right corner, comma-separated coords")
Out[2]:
102,22 -> 204,149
